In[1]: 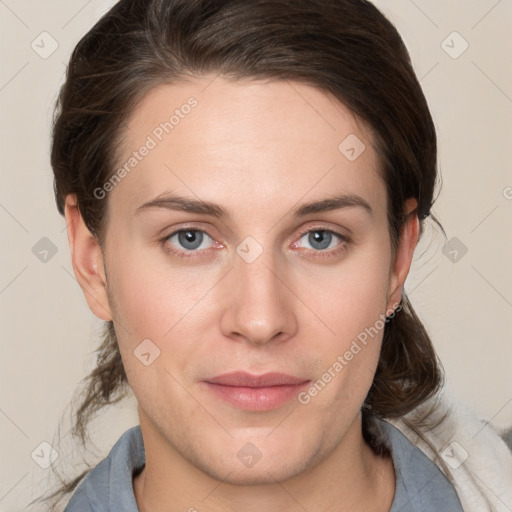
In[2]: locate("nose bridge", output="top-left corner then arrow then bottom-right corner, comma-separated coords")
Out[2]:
220,237 -> 297,344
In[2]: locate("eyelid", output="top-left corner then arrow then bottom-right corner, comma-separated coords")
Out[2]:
161,222 -> 218,243
296,224 -> 349,240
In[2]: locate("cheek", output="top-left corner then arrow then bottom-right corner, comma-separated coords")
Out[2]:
298,238 -> 391,403
107,246 -> 207,339
107,250 -> 209,419
304,237 -> 392,345
106,246 -> 220,391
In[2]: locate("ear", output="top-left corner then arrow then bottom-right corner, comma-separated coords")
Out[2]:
64,194 -> 112,322
386,198 -> 420,311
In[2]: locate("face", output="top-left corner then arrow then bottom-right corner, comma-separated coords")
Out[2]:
67,75 -> 417,485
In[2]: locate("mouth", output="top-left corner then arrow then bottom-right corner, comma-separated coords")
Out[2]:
202,371 -> 311,411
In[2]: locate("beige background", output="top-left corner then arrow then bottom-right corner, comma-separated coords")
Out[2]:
0,0 -> 511,510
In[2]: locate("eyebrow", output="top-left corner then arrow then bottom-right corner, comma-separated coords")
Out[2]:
135,192 -> 373,219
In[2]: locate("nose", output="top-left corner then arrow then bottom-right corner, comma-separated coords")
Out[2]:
219,244 -> 298,346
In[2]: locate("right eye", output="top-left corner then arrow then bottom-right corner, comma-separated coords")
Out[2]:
161,228 -> 220,259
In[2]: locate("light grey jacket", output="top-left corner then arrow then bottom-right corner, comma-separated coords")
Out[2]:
387,389 -> 512,512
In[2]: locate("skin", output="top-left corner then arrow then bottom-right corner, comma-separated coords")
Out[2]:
65,75 -> 419,512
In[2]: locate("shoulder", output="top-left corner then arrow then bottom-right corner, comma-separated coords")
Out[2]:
64,425 -> 145,512
63,457 -> 111,511
386,390 -> 512,512
376,418 -> 464,511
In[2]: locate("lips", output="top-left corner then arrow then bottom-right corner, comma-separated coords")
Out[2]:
202,371 -> 311,411
205,371 -> 309,387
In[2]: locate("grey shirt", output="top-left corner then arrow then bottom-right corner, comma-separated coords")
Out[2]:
64,420 -> 464,511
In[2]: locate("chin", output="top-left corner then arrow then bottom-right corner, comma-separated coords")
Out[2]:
193,436 -> 317,486
205,456 -> 310,487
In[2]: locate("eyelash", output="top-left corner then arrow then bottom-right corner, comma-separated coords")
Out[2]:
161,225 -> 351,260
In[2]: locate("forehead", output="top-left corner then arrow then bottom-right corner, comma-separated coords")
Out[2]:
109,75 -> 385,222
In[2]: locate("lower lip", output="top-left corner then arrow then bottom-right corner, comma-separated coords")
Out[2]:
202,381 -> 310,411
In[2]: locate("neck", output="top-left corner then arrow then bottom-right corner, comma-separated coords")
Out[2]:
133,412 -> 395,512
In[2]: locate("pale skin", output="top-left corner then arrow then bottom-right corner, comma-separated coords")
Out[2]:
65,75 -> 419,512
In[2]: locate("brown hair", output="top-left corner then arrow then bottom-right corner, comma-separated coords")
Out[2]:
36,0 -> 446,508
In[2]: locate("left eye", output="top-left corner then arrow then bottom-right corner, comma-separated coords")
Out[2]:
297,229 -> 344,251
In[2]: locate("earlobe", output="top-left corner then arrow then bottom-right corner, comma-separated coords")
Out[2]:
387,198 -> 420,310
64,194 -> 113,322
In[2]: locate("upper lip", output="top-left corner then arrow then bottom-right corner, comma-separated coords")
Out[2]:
204,371 -> 310,387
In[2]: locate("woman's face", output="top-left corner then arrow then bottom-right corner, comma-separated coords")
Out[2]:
69,75 -> 417,484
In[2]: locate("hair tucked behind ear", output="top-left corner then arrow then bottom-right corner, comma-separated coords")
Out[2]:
368,293 -> 443,419
33,0 -> 446,509
361,292 -> 445,457
71,323 -> 129,446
